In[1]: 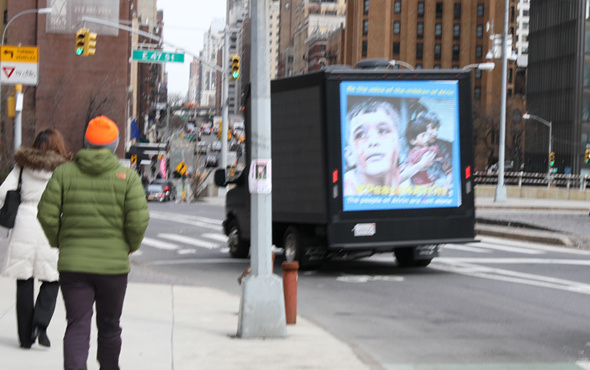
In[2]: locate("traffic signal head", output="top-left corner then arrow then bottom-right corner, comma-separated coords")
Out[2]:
550,151 -> 555,166
75,28 -> 87,56
230,55 -> 240,80
585,149 -> 589,164
84,31 -> 97,56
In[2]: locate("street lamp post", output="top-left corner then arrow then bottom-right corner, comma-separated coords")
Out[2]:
388,60 -> 415,70
494,0 -> 510,202
0,7 -> 52,151
522,113 -> 552,188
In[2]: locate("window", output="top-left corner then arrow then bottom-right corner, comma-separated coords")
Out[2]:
362,41 -> 368,57
434,65 -> 441,69
454,3 -> 461,19
435,23 -> 442,39
477,4 -> 484,17
508,68 -> 513,83
510,6 -> 515,22
394,1 -> 401,13
475,69 -> 482,79
434,44 -> 441,60
584,99 -> 590,121
453,44 -> 460,60
474,87 -> 481,100
584,66 -> 590,87
417,22 -> 424,38
476,45 -> 483,58
522,22 -> 529,30
523,9 -> 529,16
363,20 -> 369,35
393,42 -> 400,55
363,0 -> 369,14
453,24 -> 460,39
416,64 -> 423,69
418,2 -> 425,17
476,25 -> 483,38
452,65 -> 459,69
436,2 -> 443,18
416,43 -> 423,59
393,21 -> 401,34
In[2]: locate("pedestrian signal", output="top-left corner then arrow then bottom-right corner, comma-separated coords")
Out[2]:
585,149 -> 589,164
75,28 -> 87,56
230,55 -> 240,80
549,152 -> 555,167
84,31 -> 97,56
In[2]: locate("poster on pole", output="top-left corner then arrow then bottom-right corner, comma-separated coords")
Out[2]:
248,160 -> 271,194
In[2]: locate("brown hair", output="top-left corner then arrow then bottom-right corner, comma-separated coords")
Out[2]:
32,129 -> 72,160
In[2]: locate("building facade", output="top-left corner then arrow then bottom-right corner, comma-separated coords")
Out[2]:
527,0 -> 589,175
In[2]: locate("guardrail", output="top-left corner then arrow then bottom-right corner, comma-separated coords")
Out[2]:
474,171 -> 590,190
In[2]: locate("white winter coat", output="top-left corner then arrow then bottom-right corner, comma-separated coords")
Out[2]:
0,148 -> 67,281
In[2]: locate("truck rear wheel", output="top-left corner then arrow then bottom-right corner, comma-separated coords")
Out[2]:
227,219 -> 250,258
283,226 -> 323,270
394,247 -> 432,267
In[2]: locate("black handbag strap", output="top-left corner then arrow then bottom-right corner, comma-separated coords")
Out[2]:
17,167 -> 23,193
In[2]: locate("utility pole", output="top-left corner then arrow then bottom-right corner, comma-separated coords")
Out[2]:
237,0 -> 287,338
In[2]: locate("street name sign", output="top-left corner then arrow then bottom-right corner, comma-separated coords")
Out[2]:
132,50 -> 184,64
0,46 -> 39,85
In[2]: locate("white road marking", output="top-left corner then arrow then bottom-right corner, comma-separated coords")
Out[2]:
149,211 -> 223,231
142,237 -> 179,250
437,257 -> 590,265
146,258 -> 248,265
202,233 -> 228,242
432,260 -> 590,295
478,236 -> 590,255
444,244 -> 492,253
177,249 -> 196,255
463,242 -> 545,255
337,275 -> 405,283
158,233 -> 218,249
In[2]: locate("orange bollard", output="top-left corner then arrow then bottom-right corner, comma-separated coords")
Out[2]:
282,261 -> 299,325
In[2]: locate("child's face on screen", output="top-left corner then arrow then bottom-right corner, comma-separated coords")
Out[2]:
349,108 -> 400,177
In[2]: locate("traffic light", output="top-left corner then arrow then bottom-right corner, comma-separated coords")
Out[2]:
75,28 -> 87,56
84,30 -> 97,56
585,149 -> 590,164
549,151 -> 555,166
230,55 -> 240,80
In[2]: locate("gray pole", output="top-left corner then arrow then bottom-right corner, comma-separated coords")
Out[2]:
494,0 -> 509,202
237,0 -> 286,338
221,30 -> 229,172
13,84 -> 22,151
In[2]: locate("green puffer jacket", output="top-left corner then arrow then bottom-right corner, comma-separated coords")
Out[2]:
37,148 -> 150,274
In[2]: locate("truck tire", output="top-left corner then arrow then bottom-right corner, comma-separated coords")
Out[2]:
283,226 -> 323,270
227,219 -> 250,258
394,247 -> 432,267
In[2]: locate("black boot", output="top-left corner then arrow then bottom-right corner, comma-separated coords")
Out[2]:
38,328 -> 50,347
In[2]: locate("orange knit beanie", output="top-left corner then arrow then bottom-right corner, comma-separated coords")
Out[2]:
84,116 -> 119,152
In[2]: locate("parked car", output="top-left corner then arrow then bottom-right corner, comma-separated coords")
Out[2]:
149,179 -> 177,201
196,142 -> 208,154
211,141 -> 222,152
206,154 -> 219,168
146,184 -> 168,202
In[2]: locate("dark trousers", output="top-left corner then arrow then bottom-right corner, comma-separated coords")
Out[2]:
16,278 -> 59,347
59,272 -> 128,370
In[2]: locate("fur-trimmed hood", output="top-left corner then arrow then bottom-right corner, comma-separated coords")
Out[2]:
14,147 -> 68,172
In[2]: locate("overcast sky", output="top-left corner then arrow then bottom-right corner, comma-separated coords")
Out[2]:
158,1 -> 226,98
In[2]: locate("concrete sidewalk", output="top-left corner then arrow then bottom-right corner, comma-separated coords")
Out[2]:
0,276 -> 367,370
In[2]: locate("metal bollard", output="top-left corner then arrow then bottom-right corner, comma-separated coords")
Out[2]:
282,261 -> 299,325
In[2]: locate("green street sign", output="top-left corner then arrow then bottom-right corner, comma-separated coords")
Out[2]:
132,50 -> 184,64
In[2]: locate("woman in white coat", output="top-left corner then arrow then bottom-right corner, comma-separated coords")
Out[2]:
0,129 -> 70,349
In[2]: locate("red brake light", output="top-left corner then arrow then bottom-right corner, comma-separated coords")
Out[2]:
163,186 -> 170,191
333,170 -> 338,183
465,166 -> 471,179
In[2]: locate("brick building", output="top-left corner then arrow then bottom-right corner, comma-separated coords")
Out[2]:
1,0 -> 135,161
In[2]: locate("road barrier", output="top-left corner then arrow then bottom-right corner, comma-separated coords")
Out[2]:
475,171 -> 589,190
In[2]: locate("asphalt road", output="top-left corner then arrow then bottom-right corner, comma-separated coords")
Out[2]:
131,202 -> 590,369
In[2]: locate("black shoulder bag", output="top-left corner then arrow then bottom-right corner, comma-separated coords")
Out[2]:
0,167 -> 23,228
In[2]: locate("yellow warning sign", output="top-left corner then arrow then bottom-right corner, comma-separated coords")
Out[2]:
0,46 -> 39,63
175,161 -> 188,176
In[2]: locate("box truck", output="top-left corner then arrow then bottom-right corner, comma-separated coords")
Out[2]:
215,67 -> 476,269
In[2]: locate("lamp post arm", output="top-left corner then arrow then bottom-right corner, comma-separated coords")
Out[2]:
2,8 -> 48,45
388,60 -> 414,70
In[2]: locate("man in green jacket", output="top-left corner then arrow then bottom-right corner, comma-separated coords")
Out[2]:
38,116 -> 149,370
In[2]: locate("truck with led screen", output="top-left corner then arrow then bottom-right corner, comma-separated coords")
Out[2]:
216,67 -> 476,269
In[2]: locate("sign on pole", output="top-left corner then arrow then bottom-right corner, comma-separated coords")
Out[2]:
0,46 -> 39,85
132,50 -> 184,64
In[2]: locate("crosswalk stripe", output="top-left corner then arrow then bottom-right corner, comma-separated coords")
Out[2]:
149,212 -> 222,231
464,242 -> 545,255
202,233 -> 228,242
158,233 -> 218,249
444,244 -> 492,253
142,237 -> 179,250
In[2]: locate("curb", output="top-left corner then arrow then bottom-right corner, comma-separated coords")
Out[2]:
475,223 -> 578,248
